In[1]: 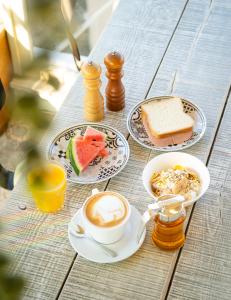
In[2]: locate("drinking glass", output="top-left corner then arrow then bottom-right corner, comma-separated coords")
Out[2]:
27,161 -> 66,213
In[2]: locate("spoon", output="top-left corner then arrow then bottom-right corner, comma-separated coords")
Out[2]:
69,222 -> 117,258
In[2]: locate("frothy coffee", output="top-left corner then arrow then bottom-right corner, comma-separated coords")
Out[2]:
85,192 -> 128,227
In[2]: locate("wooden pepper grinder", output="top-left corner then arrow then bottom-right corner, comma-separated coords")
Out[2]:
81,61 -> 104,122
104,51 -> 125,111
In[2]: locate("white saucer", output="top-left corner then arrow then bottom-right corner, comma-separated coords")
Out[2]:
68,205 -> 146,264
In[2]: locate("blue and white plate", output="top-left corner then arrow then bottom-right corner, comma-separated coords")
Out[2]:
48,123 -> 130,184
127,96 -> 206,151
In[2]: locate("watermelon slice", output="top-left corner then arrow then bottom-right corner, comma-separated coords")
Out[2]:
90,140 -> 108,157
68,138 -> 105,175
84,127 -> 108,157
84,126 -> 106,142
66,135 -> 82,160
98,148 -> 109,157
66,127 -> 110,176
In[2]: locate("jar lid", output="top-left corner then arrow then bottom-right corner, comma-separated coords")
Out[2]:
158,203 -> 185,222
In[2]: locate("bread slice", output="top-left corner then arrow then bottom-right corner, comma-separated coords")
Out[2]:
141,97 -> 194,138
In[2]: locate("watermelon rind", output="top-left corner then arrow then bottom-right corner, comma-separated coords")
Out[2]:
69,138 -> 82,176
66,134 -> 84,161
66,140 -> 71,159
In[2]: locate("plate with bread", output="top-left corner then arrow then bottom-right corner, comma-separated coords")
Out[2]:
127,96 -> 206,151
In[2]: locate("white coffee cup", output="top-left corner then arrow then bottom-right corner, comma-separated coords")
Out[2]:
81,189 -> 131,244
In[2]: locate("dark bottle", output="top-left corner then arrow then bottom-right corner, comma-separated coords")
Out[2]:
0,78 -> 13,190
0,78 -> 9,134
0,164 -> 14,190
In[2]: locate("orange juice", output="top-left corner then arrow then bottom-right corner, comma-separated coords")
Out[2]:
28,162 -> 66,213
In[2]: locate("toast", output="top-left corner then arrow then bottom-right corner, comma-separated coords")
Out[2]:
141,97 -> 194,146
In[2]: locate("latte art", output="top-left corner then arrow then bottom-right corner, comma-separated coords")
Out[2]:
86,193 -> 128,227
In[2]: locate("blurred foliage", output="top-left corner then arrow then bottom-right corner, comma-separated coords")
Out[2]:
0,50 -> 61,298
0,253 -> 24,300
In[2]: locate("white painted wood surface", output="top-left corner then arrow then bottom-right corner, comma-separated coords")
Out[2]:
58,1 -> 231,299
166,1 -> 231,296
1,0 -> 231,299
168,93 -> 231,300
0,0 -> 188,299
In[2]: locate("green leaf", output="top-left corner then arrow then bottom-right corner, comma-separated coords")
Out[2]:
0,254 -> 9,270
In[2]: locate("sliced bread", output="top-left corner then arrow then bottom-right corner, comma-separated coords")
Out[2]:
141,97 -> 194,138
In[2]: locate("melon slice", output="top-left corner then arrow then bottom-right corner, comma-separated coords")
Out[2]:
69,138 -> 105,175
98,148 -> 109,157
84,126 -> 106,142
90,140 -> 108,157
66,135 -> 82,160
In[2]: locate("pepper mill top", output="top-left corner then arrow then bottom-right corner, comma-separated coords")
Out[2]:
104,51 -> 124,73
81,61 -> 101,80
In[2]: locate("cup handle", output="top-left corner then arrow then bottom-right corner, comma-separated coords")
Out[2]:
92,188 -> 99,196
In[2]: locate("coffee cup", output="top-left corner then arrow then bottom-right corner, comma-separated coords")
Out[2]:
81,189 -> 131,244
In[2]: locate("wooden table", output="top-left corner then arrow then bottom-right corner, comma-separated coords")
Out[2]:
1,0 -> 231,299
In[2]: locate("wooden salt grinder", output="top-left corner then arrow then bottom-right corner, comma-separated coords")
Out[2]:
104,51 -> 125,111
81,61 -> 104,122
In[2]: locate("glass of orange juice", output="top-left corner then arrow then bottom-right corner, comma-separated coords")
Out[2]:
27,161 -> 66,213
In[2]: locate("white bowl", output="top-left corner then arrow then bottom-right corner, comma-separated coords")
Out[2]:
142,152 -> 210,207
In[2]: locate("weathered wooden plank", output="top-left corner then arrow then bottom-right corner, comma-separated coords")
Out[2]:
0,0 -> 188,299
164,3 -> 231,295
59,0 -> 231,299
167,90 -> 231,300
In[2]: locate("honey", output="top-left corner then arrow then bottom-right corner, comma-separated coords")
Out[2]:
152,204 -> 186,250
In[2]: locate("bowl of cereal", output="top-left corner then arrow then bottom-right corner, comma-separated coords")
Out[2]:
142,152 -> 210,207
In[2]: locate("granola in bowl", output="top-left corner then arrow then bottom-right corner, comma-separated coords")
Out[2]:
150,165 -> 201,201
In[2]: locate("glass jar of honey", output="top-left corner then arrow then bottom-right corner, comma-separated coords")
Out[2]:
152,203 -> 186,250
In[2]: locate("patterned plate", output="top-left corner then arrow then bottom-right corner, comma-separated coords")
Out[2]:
48,124 -> 129,184
127,96 -> 206,151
